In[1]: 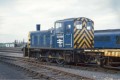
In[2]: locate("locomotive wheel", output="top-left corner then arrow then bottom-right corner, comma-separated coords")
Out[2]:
45,51 -> 54,63
56,52 -> 65,65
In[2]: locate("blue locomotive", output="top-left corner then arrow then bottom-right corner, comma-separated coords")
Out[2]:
28,18 -> 94,49
94,29 -> 120,49
25,17 -> 97,64
24,17 -> 120,67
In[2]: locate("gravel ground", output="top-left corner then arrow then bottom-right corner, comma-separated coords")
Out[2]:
42,64 -> 120,80
0,62 -> 38,80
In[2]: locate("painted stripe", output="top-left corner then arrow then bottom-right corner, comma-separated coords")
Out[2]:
78,33 -> 91,46
77,33 -> 85,44
81,39 -> 91,48
84,37 -> 91,47
74,29 -> 80,39
75,28 -> 93,48
89,31 -> 94,38
82,42 -> 90,48
74,28 -> 85,44
74,45 -> 76,48
84,29 -> 93,40
78,38 -> 91,48
84,28 -> 93,40
74,28 -> 85,43
74,18 -> 94,49
84,30 -> 93,48
74,31 -> 81,44
82,21 -> 86,27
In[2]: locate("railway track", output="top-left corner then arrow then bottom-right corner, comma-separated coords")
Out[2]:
0,48 -> 120,79
25,58 -> 120,74
0,55 -> 120,79
0,55 -> 91,80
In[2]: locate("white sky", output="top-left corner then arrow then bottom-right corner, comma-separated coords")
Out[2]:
0,0 -> 120,42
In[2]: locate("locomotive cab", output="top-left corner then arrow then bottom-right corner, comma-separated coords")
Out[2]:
55,17 -> 94,49
55,19 -> 74,48
24,17 -> 96,65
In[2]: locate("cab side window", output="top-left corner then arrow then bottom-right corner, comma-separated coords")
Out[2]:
55,23 -> 63,33
87,22 -> 92,30
75,21 -> 82,30
66,24 -> 71,33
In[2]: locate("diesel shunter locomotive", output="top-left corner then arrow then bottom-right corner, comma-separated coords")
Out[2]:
24,17 -> 100,64
24,17 -> 120,67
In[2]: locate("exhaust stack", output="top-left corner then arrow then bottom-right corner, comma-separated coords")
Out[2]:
36,24 -> 40,31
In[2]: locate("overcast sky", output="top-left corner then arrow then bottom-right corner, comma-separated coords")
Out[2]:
0,0 -> 120,43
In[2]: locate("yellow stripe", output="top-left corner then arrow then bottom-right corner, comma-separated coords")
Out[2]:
82,21 -> 86,26
78,35 -> 91,44
82,44 -> 86,48
77,33 -> 85,44
84,35 -> 91,48
74,32 -> 81,44
84,29 -> 92,40
74,28 -> 85,44
81,38 -> 91,48
74,45 -> 76,48
78,38 -> 90,48
84,33 -> 91,45
74,28 -> 85,43
74,29 -> 80,38
84,39 -> 91,48
89,31 -> 94,38
78,39 -> 84,48
78,32 -> 91,46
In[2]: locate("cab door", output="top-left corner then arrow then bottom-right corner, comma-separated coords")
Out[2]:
64,23 -> 73,48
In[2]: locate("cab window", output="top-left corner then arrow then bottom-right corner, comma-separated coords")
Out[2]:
55,23 -> 63,33
75,21 -> 82,29
87,22 -> 92,30
66,24 -> 71,33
